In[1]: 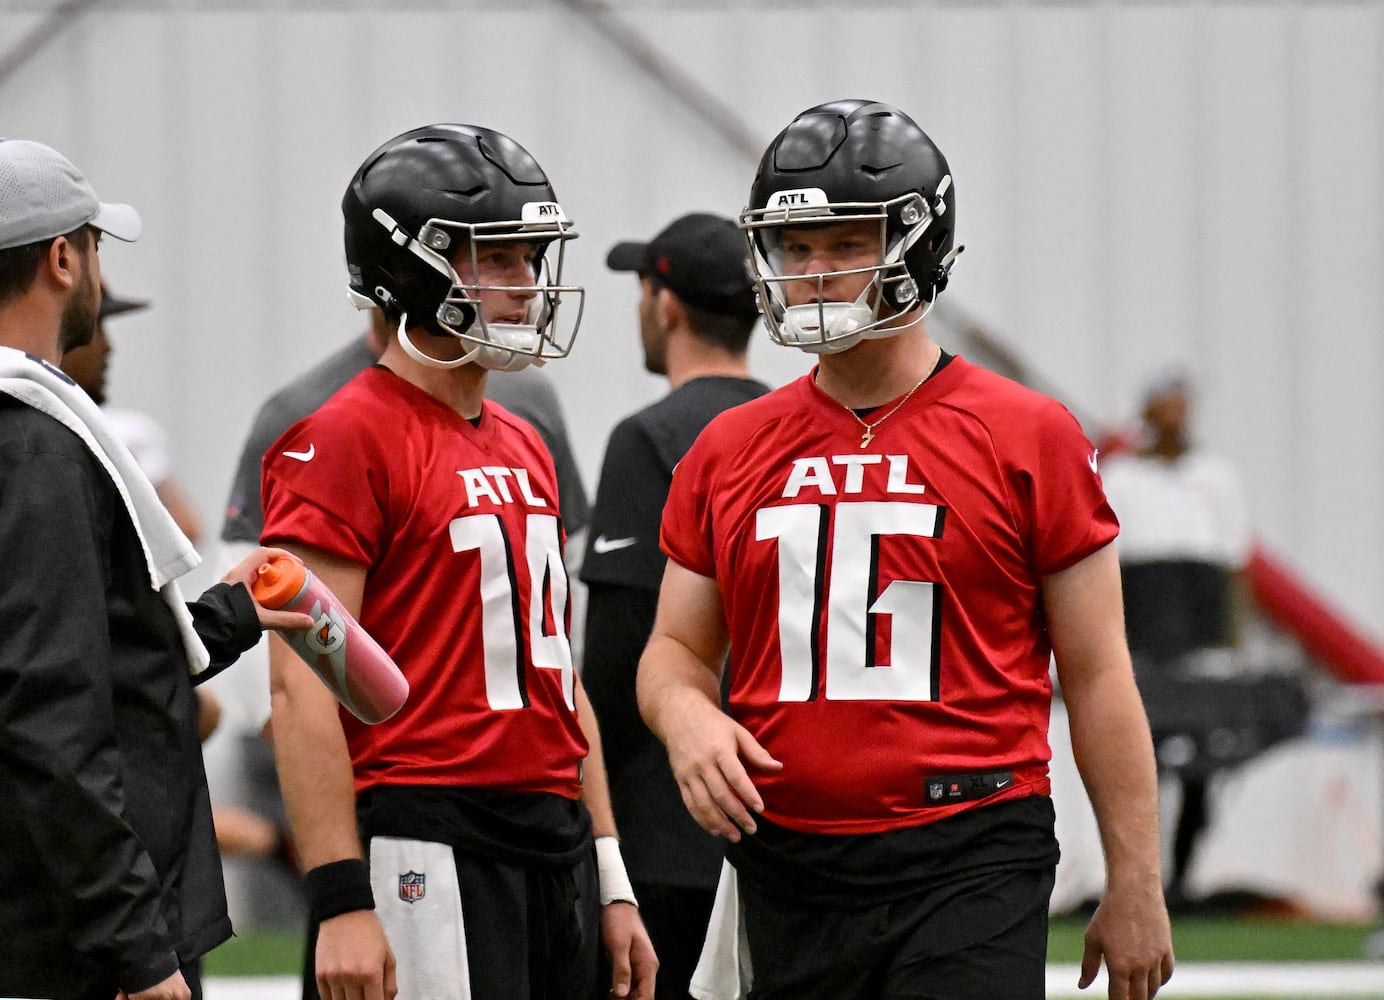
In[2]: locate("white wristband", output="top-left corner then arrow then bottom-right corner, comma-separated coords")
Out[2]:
594,835 -> 638,907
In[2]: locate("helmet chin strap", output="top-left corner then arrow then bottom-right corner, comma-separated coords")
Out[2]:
393,311 -> 547,373
395,312 -> 483,370
862,300 -> 929,342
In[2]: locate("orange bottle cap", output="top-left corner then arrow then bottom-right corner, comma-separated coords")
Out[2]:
249,554 -> 308,609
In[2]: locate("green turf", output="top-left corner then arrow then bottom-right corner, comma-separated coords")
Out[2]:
1048,915 -> 1378,963
203,929 -> 304,976
206,917 -> 1380,977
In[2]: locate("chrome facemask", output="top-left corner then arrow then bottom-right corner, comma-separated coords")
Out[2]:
740,186 -> 949,355
365,204 -> 585,371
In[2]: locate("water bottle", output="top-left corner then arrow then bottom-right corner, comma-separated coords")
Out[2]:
251,554 -> 409,724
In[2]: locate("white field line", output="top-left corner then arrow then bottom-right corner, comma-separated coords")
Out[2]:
1046,962 -> 1384,998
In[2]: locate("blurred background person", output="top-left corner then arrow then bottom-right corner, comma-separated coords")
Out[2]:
583,211 -> 768,998
1100,371 -> 1252,912
60,281 -> 204,544
1101,372 -> 1251,662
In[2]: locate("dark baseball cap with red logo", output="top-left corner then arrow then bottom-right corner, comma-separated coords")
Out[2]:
606,212 -> 759,319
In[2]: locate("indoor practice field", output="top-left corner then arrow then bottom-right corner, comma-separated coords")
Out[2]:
202,917 -> 1384,999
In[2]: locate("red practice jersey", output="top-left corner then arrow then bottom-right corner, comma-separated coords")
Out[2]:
661,356 -> 1118,834
262,367 -> 586,798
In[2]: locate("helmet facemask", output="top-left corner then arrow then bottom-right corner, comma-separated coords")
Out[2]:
364,203 -> 584,372
741,187 -> 952,355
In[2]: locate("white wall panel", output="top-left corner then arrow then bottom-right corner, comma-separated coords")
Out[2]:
926,9 -> 1022,354
2,2 -> 1380,640
1199,7 -> 1298,571
1295,5 -> 1384,637
1103,8 -> 1203,409
1010,8 -> 1109,420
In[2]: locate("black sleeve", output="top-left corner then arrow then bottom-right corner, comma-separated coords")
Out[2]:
581,582 -> 660,769
0,444 -> 178,988
187,581 -> 264,683
580,417 -> 672,590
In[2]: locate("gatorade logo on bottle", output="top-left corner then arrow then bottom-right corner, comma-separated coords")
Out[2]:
305,603 -> 348,656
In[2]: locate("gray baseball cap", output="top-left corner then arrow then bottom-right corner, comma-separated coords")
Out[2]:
0,139 -> 142,251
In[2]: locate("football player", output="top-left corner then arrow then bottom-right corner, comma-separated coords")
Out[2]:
262,124 -> 655,1000
637,100 -> 1174,1000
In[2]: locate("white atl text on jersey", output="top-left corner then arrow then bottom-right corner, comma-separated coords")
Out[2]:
457,465 -> 549,508
781,453 -> 928,498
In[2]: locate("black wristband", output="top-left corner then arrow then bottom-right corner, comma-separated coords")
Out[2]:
304,858 -> 375,923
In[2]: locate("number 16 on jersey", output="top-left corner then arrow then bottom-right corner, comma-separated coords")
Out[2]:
756,500 -> 944,703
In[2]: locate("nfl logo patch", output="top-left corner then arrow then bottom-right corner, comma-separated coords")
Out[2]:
398,870 -> 426,903
927,781 -> 944,801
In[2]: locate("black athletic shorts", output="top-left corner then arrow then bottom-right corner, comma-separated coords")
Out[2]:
742,864 -> 1054,1000
728,796 -> 1059,1000
357,785 -> 602,1000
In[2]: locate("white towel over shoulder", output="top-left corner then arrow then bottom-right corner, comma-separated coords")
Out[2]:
0,346 -> 209,673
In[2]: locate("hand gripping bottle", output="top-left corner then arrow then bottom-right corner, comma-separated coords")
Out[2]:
251,554 -> 409,724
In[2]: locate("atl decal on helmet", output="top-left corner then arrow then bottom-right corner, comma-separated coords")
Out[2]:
341,124 -> 585,373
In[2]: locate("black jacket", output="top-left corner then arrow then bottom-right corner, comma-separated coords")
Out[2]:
0,400 -> 261,998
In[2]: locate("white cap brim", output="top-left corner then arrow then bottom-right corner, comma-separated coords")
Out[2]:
91,201 -> 142,243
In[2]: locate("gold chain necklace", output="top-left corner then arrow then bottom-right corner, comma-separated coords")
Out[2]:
836,348 -> 942,448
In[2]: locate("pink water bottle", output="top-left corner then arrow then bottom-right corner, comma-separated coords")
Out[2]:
251,554 -> 409,724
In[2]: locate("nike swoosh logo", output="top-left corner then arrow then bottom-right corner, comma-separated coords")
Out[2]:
995,777 -> 1011,789
1087,451 -> 1099,475
283,444 -> 316,462
592,535 -> 637,555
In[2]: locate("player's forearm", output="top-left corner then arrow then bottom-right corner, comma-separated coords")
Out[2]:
1045,545 -> 1163,885
573,676 -> 619,838
1066,669 -> 1163,886
269,638 -> 363,867
636,633 -> 722,746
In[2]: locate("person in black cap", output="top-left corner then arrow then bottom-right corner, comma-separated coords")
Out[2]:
582,211 -> 769,998
60,282 -> 204,543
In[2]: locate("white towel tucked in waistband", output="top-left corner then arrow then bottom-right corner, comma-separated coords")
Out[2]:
0,346 -> 209,674
690,859 -> 753,1000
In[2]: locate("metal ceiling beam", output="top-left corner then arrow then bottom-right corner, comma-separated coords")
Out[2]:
0,0 -> 102,88
556,0 -> 764,164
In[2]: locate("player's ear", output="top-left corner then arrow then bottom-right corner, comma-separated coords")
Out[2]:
47,230 -> 88,291
656,287 -> 686,331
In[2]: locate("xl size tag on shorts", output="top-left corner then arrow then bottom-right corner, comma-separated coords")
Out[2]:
923,770 -> 1015,806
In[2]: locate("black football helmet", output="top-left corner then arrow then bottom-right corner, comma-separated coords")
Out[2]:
342,123 -> 583,371
740,100 -> 962,354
